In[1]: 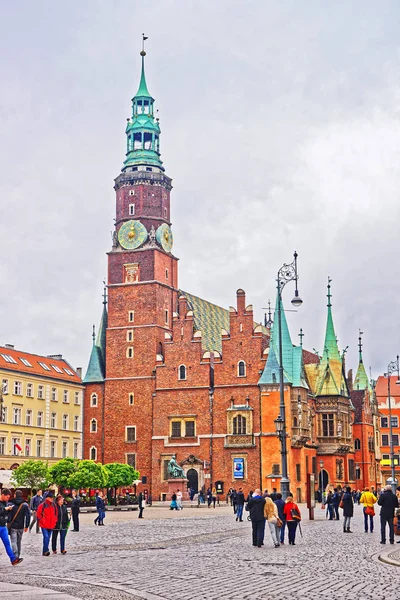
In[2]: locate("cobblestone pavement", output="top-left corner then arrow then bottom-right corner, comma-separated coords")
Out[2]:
1,503 -> 399,600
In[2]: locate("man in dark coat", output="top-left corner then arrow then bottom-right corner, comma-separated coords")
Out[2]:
378,484 -> 399,544
0,488 -> 23,565
236,488 -> 245,522
29,488 -> 43,533
71,489 -> 81,532
332,488 -> 341,520
247,488 -> 266,548
138,492 -> 144,518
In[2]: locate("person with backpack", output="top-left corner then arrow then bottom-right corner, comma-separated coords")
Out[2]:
51,495 -> 70,554
283,494 -> 301,545
8,489 -> 31,560
36,491 -> 58,556
274,493 -> 286,544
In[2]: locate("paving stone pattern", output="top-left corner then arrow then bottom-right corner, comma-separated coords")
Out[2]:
1,504 -> 399,600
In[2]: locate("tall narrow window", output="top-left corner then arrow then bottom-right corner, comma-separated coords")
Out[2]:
90,393 -> 98,407
127,330 -> 134,342
73,442 -> 79,459
25,439 -> 31,456
51,413 -> 56,428
91,419 -> 97,433
50,440 -> 56,458
62,441 -> 68,458
129,393 -> 134,405
26,383 -> 33,397
14,381 -> 22,395
37,385 -> 44,399
63,390 -> 69,403
74,416 -> 79,431
178,365 -> 187,380
238,361 -> 246,377
129,311 -> 135,322
129,203 -> 135,215
90,446 -> 97,461
322,414 -> 334,437
36,439 -> 42,457
126,347 -> 134,358
62,414 -> 68,430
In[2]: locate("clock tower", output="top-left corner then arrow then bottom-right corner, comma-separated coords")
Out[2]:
84,42 -> 179,475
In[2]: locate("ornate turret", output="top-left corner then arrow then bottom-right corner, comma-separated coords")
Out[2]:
314,279 -> 348,396
354,330 -> 369,391
123,36 -> 163,172
83,286 -> 108,383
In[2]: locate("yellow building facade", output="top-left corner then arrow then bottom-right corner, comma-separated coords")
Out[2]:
0,345 -> 83,469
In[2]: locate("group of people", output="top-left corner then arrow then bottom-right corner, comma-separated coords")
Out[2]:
170,490 -> 183,510
0,487 -> 82,564
245,488 -> 301,548
322,483 -> 400,543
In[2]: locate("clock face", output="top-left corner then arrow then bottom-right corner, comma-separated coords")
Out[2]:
118,220 -> 148,250
156,223 -> 173,252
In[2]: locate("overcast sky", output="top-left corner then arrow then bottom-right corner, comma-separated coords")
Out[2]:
1,1 -> 399,379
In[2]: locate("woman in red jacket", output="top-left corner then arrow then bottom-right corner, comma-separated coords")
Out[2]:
36,492 -> 58,556
283,494 -> 301,545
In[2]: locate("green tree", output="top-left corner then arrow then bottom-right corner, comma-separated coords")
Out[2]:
49,457 -> 78,488
69,460 -> 109,490
11,460 -> 50,494
105,462 -> 140,505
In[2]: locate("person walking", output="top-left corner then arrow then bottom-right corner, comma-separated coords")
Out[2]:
264,496 -> 280,547
94,492 -> 106,525
270,488 -> 278,502
70,489 -> 81,532
341,486 -> 354,533
138,491 -> 145,518
378,484 -> 399,544
0,489 -> 23,565
176,490 -> 183,510
360,487 -> 377,533
207,488 -> 212,508
29,489 -> 43,533
247,488 -> 266,548
326,490 -> 334,520
36,491 -> 58,556
8,489 -> 30,560
332,488 -> 341,520
274,493 -> 286,544
51,495 -> 70,554
236,487 -> 245,522
170,492 -> 178,510
283,494 -> 301,545
231,489 -> 237,514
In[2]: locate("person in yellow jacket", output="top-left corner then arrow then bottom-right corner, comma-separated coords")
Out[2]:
360,487 -> 377,533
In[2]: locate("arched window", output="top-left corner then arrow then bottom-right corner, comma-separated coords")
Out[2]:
90,393 -> 98,408
178,365 -> 187,380
238,361 -> 246,377
90,446 -> 97,461
91,419 -> 97,433
354,438 -> 361,450
233,415 -> 247,435
355,466 -> 361,480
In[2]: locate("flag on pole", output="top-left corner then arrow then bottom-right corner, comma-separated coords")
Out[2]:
14,442 -> 22,452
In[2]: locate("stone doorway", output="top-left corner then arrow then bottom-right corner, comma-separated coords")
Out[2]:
186,468 -> 199,493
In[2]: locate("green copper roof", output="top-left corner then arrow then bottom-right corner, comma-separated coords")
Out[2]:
180,291 -> 229,354
354,333 -> 370,391
123,51 -> 163,172
83,302 -> 107,384
135,53 -> 152,98
314,280 -> 348,397
258,293 -> 308,388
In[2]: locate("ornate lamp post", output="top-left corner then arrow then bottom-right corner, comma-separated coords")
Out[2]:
386,356 -> 400,493
274,251 -> 303,500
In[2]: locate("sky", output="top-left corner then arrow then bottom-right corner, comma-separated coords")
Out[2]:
1,0 -> 400,378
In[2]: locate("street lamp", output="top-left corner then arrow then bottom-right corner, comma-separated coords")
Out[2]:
386,356 -> 400,494
276,251 -> 302,500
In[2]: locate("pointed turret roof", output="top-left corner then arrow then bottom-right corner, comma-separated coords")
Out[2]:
134,51 -> 152,98
83,291 -> 108,384
354,330 -> 369,391
259,292 -> 308,388
312,279 -> 348,397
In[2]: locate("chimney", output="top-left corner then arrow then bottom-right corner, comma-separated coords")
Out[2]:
76,367 -> 82,378
236,289 -> 246,314
347,368 -> 353,392
46,354 -> 63,360
5,344 -> 14,349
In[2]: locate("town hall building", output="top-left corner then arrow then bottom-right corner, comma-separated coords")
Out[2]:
83,46 -> 381,501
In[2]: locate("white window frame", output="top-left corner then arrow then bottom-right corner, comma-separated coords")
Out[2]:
26,383 -> 33,398
128,310 -> 134,323
237,360 -> 246,377
25,438 -> 31,456
90,393 -> 98,407
36,439 -> 43,457
126,347 -> 134,358
74,415 -> 79,431
91,418 -> 97,433
1,379 -> 8,394
14,381 -> 22,395
37,411 -> 43,427
63,390 -> 69,403
62,441 -> 68,458
129,203 -> 135,215
74,391 -> 80,405
37,385 -> 44,399
178,364 -> 187,381
127,330 -> 134,342
13,407 -> 21,425
62,414 -> 68,430
25,409 -> 32,426
51,388 -> 57,401
90,446 -> 97,461
73,442 -> 79,459
50,440 -> 56,458
126,425 -> 136,442
51,412 -> 57,428
12,437 -> 21,455
0,436 -> 6,454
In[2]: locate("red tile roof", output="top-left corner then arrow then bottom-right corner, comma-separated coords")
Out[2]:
0,346 -> 82,384
375,375 -> 400,400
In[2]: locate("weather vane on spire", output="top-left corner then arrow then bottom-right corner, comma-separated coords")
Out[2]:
141,33 -> 148,56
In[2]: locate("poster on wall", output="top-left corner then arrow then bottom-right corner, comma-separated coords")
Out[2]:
233,458 -> 244,479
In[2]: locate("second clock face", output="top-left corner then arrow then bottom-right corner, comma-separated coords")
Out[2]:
156,223 -> 173,252
118,220 -> 148,250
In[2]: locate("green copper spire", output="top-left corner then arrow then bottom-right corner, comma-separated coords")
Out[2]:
314,278 -> 348,396
259,293 -> 308,388
322,278 -> 341,362
123,35 -> 164,172
83,286 -> 108,384
354,330 -> 369,391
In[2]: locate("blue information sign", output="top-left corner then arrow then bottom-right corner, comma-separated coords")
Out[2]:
233,458 -> 244,479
